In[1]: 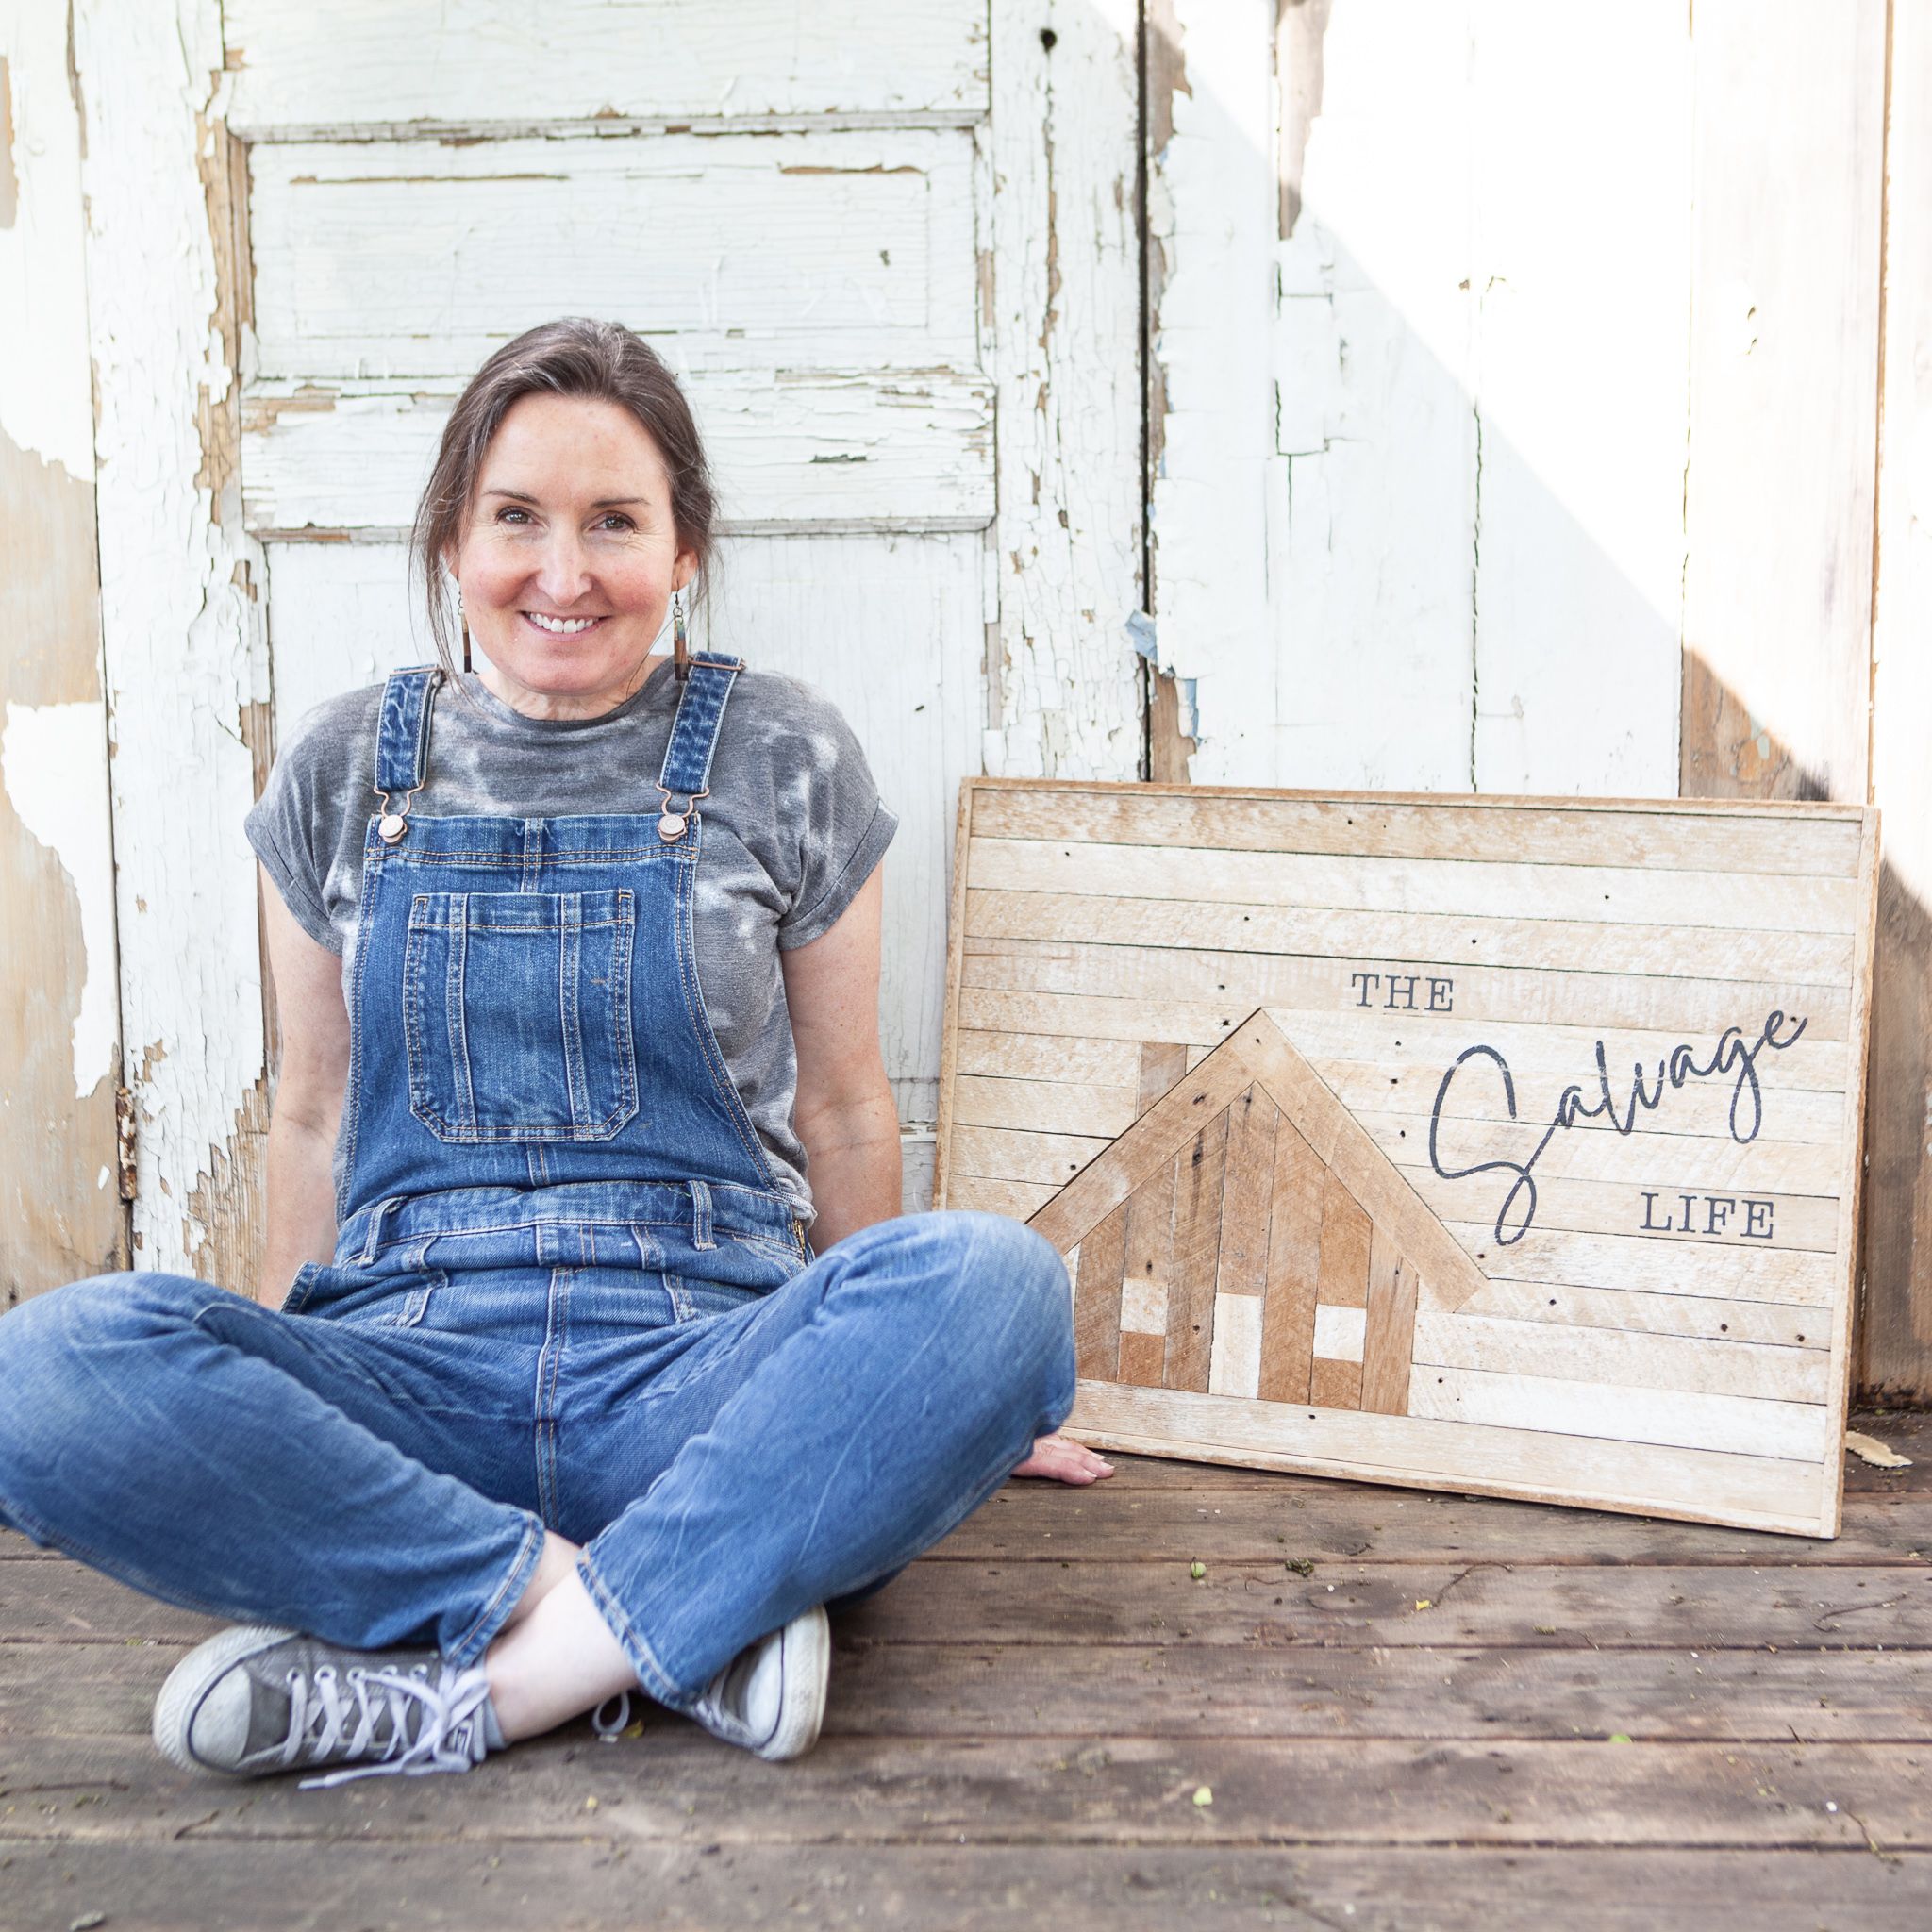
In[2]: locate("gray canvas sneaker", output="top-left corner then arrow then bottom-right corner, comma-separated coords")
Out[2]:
592,1602 -> 830,1761
153,1624 -> 500,1789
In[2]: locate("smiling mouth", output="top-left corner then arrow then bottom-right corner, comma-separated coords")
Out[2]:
522,611 -> 608,635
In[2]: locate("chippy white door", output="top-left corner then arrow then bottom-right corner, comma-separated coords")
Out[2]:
74,0 -> 1141,1285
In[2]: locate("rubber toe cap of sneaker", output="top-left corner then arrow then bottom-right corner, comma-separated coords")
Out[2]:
184,1669 -> 254,1769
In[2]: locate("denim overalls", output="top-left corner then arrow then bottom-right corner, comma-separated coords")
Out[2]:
0,652 -> 1075,1713
328,652 -> 810,1289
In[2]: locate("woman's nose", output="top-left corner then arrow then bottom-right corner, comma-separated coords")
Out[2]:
532,532 -> 592,604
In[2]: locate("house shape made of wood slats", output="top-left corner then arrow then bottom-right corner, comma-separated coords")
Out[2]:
1028,1009 -> 1489,1418
942,778 -> 1877,1537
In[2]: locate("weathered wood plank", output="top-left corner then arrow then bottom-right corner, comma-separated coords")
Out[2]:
0,3 -> 125,1299
952,1074 -> 1139,1138
1410,1170 -> 1839,1254
960,933 -> 1855,1045
842,1560 -> 1932,1652
1314,1167 -> 1371,1310
1308,1357 -> 1363,1411
1135,1041 -> 1189,1114
1413,1311 -> 1830,1404
1461,1280 -> 1830,1353
1408,1366 -> 1826,1465
1068,1383 -> 1826,1534
958,991 -> 1858,1124
223,0 -> 990,132
1680,3 -> 1883,816
967,836 -> 1861,937
1205,1291 -> 1261,1400
2,1840 -> 1925,1932
10,1636 -> 1931,1746
958,1028 -> 1141,1088
1465,8 -> 1689,800
1211,1084 -> 1276,1302
1257,1119 -> 1323,1404
1,1732 -> 1926,1851
1362,1109 -> 1842,1195
949,1124 -> 1111,1187
1073,1196 -> 1125,1382
1120,1160 -> 1178,1354
1445,1223 -> 1840,1307
1116,1329 -> 1165,1389
243,374 -> 995,535
942,1481 -> 1932,1569
968,783 -> 1866,880
985,0 -> 1143,783
1163,1111 -> 1227,1394
948,1174 -> 1057,1217
1359,1227 -> 1417,1415
247,134 -> 980,384
968,883 -> 1858,990
1306,1300 -> 1364,1361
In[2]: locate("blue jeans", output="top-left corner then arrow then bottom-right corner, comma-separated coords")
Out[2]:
0,1209 -> 1074,1710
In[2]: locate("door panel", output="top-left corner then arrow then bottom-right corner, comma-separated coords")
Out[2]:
223,0 -> 990,132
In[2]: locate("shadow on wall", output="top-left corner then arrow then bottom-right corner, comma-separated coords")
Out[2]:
1683,654 -> 1931,1406
1133,0 -> 1927,1392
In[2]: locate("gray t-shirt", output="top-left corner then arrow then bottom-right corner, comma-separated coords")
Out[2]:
244,660 -> 897,1224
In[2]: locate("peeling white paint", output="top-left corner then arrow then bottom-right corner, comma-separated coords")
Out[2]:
1151,2 -> 1693,797
3,701 -> 118,1097
222,0 -> 989,132
242,367 -> 992,536
75,0 -> 269,1269
0,1 -> 97,479
1145,0 -> 1277,785
986,0 -> 1142,779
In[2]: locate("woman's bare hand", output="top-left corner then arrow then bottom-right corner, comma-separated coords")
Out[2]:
1009,1431 -> 1115,1485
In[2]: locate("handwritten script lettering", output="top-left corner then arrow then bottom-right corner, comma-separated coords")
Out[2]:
1426,1010 -> 1808,1246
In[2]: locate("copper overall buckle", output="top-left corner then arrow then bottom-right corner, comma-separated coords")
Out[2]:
656,785 -> 708,842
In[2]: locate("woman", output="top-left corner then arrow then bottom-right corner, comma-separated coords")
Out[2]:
0,317 -> 1109,1787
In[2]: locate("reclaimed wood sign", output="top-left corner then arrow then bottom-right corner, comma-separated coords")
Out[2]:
935,781 -> 1880,1538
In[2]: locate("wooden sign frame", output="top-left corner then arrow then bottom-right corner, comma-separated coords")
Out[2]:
934,779 -> 1880,1538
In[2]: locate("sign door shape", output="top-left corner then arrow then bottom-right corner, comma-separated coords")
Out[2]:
1028,1010 -> 1490,1418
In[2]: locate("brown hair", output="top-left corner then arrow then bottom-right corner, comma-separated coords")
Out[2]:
410,317 -> 719,683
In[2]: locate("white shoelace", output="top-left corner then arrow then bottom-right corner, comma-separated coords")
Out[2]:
288,1660 -> 493,1789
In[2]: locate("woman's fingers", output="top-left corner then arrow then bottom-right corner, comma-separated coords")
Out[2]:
1009,1431 -> 1116,1485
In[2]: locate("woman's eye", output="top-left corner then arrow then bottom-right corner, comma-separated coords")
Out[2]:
496,507 -> 531,525
596,514 -> 635,533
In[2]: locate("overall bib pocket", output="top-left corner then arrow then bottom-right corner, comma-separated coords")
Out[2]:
403,888 -> 639,1142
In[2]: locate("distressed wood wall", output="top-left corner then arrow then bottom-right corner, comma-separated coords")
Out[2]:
12,1 -> 1929,1399
37,0 -> 1141,1288
1141,0 -> 1928,1399
1865,2 -> 1932,1402
0,4 -> 125,1301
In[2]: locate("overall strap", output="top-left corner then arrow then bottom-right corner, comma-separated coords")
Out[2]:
657,652 -> 743,806
374,666 -> 442,798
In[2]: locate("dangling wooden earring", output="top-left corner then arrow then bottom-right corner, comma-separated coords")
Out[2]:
672,585 -> 690,681
458,586 -> 472,674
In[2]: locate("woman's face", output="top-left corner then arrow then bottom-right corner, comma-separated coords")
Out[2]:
451,391 -> 697,719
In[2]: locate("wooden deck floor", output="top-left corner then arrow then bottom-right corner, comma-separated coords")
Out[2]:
4,1414 -> 1931,1930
